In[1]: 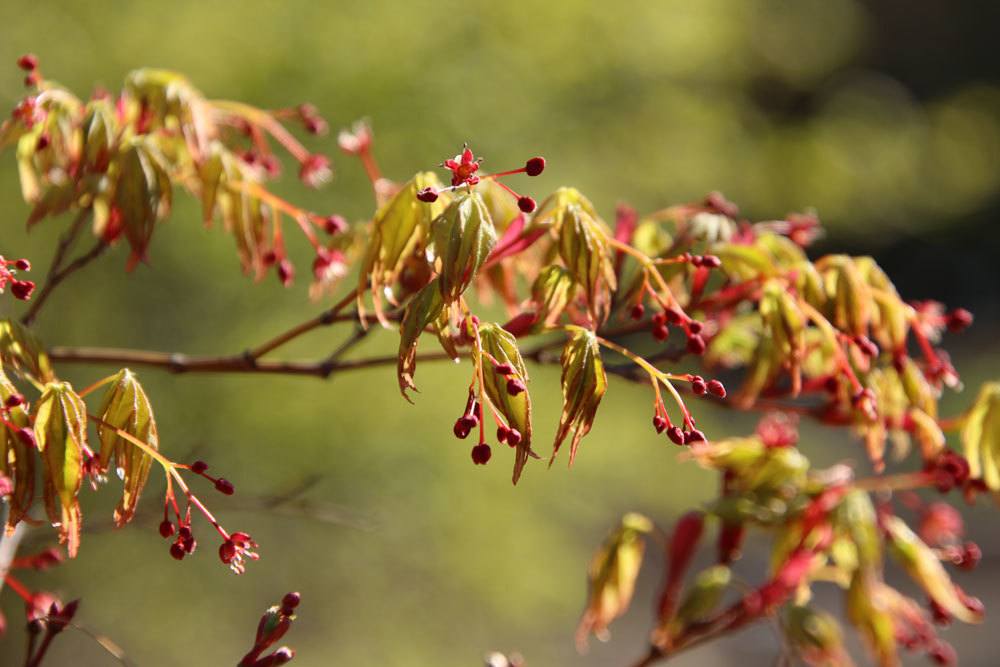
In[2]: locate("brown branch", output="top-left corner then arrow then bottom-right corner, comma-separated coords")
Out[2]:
246,287 -> 360,360
21,208 -> 94,326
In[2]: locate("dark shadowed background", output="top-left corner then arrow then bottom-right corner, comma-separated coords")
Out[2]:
1,1 -> 999,665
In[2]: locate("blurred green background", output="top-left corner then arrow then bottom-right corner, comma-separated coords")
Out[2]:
1,1 -> 999,665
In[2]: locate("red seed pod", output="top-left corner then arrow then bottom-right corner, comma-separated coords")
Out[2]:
652,415 -> 667,433
706,380 -> 726,398
652,324 -> 669,341
471,443 -> 492,465
630,303 -> 645,320
524,157 -> 545,176
506,428 -> 522,447
17,54 -> 38,71
506,377 -> 526,396
416,187 -> 439,203
691,378 -> 707,396
169,542 -> 186,561
667,426 -> 685,445
517,196 -> 537,213
190,460 -> 209,474
14,258 -> 31,271
496,426 -> 508,443
158,520 -> 176,539
215,478 -> 235,495
686,334 -> 706,355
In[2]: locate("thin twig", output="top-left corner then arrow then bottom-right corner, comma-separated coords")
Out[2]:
20,208 -> 92,325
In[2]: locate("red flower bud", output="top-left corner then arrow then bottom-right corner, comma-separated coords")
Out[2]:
517,196 -> 536,213
323,215 -> 348,235
700,255 -> 722,268
11,280 -> 35,300
685,429 -> 706,443
4,393 -> 24,408
277,259 -> 294,287
169,542 -> 186,560
494,363 -> 514,376
159,520 -> 176,538
687,320 -> 703,334
17,54 -> 38,71
14,258 -> 31,271
506,378 -> 526,396
630,303 -> 645,320
496,426 -> 508,443
658,511 -> 705,621
652,324 -> 669,341
471,443 -> 492,465
281,592 -> 301,611
691,378 -> 707,395
707,379 -> 726,398
190,460 -> 209,474
506,428 -> 522,447
215,478 -> 235,495
652,415 -> 667,433
946,308 -> 973,333
416,187 -> 439,203
686,334 -> 706,355
667,426 -> 685,445
524,157 -> 545,176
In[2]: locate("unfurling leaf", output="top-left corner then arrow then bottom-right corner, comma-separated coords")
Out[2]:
846,571 -> 899,667
883,515 -> 983,624
396,278 -> 448,400
529,266 -> 575,330
475,323 -> 535,483
961,382 -> 1000,492
359,172 -> 448,323
0,369 -> 35,531
576,512 -> 652,650
95,369 -> 158,527
551,329 -> 606,466
534,188 -> 617,323
0,318 -> 55,384
113,140 -> 172,270
430,192 -> 497,303
33,382 -> 87,557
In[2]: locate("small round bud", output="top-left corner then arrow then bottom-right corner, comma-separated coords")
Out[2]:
630,303 -> 645,320
691,378 -> 707,396
158,520 -> 176,539
665,308 -> 685,325
525,157 -> 545,176
282,592 -> 302,611
272,648 -> 296,665
453,418 -> 472,439
496,426 -> 508,443
214,478 -> 235,495
471,443 -> 492,465
928,640 -> 956,666
277,259 -> 294,287
14,258 -> 30,271
707,380 -> 726,398
169,542 -> 186,560
517,196 -> 536,213
183,536 -> 198,554
687,320 -> 703,334
686,334 -> 706,355
823,376 -> 839,393
959,541 -> 982,570
416,187 -> 439,203
506,428 -> 522,447
506,378 -> 526,396
4,393 -> 24,408
667,426 -> 685,445
651,312 -> 667,327
190,460 -> 209,474
17,54 -> 38,71
35,134 -> 49,150
219,540 -> 237,564
323,215 -> 348,235
652,415 -> 667,433
652,324 -> 669,341
494,362 -> 514,376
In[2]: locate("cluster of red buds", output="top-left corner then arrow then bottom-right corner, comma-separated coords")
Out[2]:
1,550 -> 79,667
0,255 -> 34,301
157,459 -> 258,573
238,593 -> 300,667
17,52 -> 41,87
415,145 -> 545,213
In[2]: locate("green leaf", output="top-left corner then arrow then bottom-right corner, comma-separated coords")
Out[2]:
95,369 -> 159,527
551,329 -> 606,466
0,319 -> 55,385
33,381 -> 87,557
396,278 -> 448,400
0,369 -> 35,531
